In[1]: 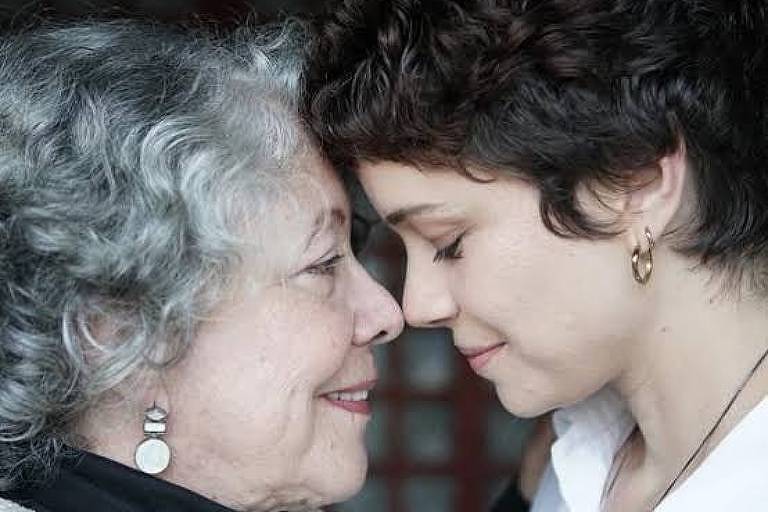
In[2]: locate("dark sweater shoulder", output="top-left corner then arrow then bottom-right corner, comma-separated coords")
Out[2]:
0,450 -> 233,512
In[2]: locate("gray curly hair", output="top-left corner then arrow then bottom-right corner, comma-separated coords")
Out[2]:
0,18 -> 310,488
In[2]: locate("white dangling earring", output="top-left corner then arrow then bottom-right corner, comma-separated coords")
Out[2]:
134,403 -> 171,475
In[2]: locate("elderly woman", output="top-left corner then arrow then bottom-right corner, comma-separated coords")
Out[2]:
0,19 -> 403,512
304,1 -> 768,511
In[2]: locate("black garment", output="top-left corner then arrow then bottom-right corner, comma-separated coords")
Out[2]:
490,477 -> 530,512
1,450 -> 234,512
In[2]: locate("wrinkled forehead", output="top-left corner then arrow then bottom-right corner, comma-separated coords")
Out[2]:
241,151 -> 351,277
290,149 -> 350,227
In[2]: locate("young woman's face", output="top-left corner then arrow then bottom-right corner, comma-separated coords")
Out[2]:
165,156 -> 404,510
357,161 -> 650,417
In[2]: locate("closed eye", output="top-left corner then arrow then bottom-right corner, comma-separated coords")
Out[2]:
433,233 -> 465,263
305,254 -> 346,276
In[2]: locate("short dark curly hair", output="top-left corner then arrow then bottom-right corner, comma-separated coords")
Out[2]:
303,0 -> 768,288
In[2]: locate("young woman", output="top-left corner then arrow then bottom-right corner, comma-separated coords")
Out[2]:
303,1 -> 768,510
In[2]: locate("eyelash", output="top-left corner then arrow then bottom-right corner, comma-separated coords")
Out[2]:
306,254 -> 345,276
433,233 -> 465,263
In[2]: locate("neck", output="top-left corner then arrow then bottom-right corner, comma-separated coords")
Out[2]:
613,257 -> 768,489
78,382 -> 291,512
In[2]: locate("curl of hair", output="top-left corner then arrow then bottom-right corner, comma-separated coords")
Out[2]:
0,18 -> 309,488
304,0 -> 768,290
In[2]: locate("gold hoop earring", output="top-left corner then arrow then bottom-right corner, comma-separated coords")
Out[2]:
631,227 -> 655,285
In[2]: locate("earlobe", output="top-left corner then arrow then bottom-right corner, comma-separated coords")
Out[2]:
623,144 -> 688,249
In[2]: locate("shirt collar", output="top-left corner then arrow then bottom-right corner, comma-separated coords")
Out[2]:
550,386 -> 636,512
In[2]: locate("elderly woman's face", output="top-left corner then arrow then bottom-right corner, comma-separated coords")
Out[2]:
164,157 -> 403,509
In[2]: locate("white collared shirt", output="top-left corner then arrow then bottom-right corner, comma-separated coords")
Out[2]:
531,387 -> 768,512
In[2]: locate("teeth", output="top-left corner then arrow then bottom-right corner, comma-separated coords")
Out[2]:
327,390 -> 369,402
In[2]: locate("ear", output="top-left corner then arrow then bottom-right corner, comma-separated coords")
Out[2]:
621,144 -> 688,251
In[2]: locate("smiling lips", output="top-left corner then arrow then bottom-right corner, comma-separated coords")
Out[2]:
460,343 -> 506,372
322,380 -> 377,415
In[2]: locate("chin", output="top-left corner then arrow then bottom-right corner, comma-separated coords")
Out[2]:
496,385 -> 555,419
496,377 -> 606,419
313,445 -> 369,505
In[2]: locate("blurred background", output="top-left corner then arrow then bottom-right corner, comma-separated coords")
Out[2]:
0,1 -> 535,511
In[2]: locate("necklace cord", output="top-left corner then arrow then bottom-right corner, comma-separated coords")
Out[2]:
602,344 -> 768,510
652,345 -> 768,508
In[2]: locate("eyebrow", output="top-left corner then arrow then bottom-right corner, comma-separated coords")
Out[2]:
306,207 -> 347,249
384,203 -> 444,226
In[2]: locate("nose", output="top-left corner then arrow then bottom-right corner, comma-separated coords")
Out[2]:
349,261 -> 405,347
402,257 -> 458,328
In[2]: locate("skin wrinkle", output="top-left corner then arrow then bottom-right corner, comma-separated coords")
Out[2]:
81,159 -> 403,511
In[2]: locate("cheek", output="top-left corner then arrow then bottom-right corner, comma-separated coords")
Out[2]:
296,310 -> 356,383
170,290 -> 356,450
260,294 -> 356,395
459,224 -> 637,364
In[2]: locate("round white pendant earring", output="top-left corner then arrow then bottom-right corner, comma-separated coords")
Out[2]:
134,403 -> 171,475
